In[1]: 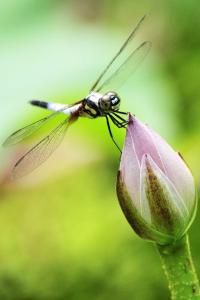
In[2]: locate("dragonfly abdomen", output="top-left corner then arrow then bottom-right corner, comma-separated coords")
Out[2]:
30,100 -> 48,109
30,100 -> 75,115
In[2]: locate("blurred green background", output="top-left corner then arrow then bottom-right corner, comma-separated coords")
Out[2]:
0,1 -> 200,299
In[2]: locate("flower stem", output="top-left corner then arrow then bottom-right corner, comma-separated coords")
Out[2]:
157,234 -> 200,300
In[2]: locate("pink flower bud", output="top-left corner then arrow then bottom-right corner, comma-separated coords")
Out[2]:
117,114 -> 197,245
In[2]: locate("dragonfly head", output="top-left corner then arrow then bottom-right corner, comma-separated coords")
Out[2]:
99,92 -> 121,112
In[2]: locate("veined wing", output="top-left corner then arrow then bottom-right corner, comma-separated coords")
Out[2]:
3,104 -> 70,146
97,41 -> 151,93
12,116 -> 77,179
90,14 -> 148,92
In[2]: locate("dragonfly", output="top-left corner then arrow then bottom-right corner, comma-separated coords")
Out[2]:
3,15 -> 151,179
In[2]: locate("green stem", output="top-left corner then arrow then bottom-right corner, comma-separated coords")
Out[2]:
157,234 -> 200,300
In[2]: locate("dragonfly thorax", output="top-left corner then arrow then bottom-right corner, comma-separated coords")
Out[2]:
84,91 -> 120,118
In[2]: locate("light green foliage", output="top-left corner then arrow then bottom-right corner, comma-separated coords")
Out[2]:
0,163 -> 165,300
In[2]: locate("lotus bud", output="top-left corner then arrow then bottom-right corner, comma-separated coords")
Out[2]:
117,114 -> 197,245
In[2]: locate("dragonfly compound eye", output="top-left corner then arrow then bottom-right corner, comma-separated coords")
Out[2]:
110,93 -> 120,110
99,92 -> 121,112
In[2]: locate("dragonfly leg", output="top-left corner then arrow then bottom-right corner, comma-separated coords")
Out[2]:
105,115 -> 121,153
111,111 -> 128,125
108,114 -> 122,127
116,111 -> 128,115
108,114 -> 126,128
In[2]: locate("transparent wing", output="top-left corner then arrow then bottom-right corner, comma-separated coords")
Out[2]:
97,41 -> 151,93
90,14 -> 147,92
12,117 -> 74,179
3,105 -> 70,146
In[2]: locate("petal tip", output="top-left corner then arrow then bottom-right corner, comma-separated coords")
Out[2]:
128,113 -> 135,124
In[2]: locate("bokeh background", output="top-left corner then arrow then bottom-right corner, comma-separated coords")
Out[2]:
0,1 -> 200,299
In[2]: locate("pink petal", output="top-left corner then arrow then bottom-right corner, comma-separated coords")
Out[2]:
120,128 -> 141,211
127,114 -> 166,173
127,114 -> 195,213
